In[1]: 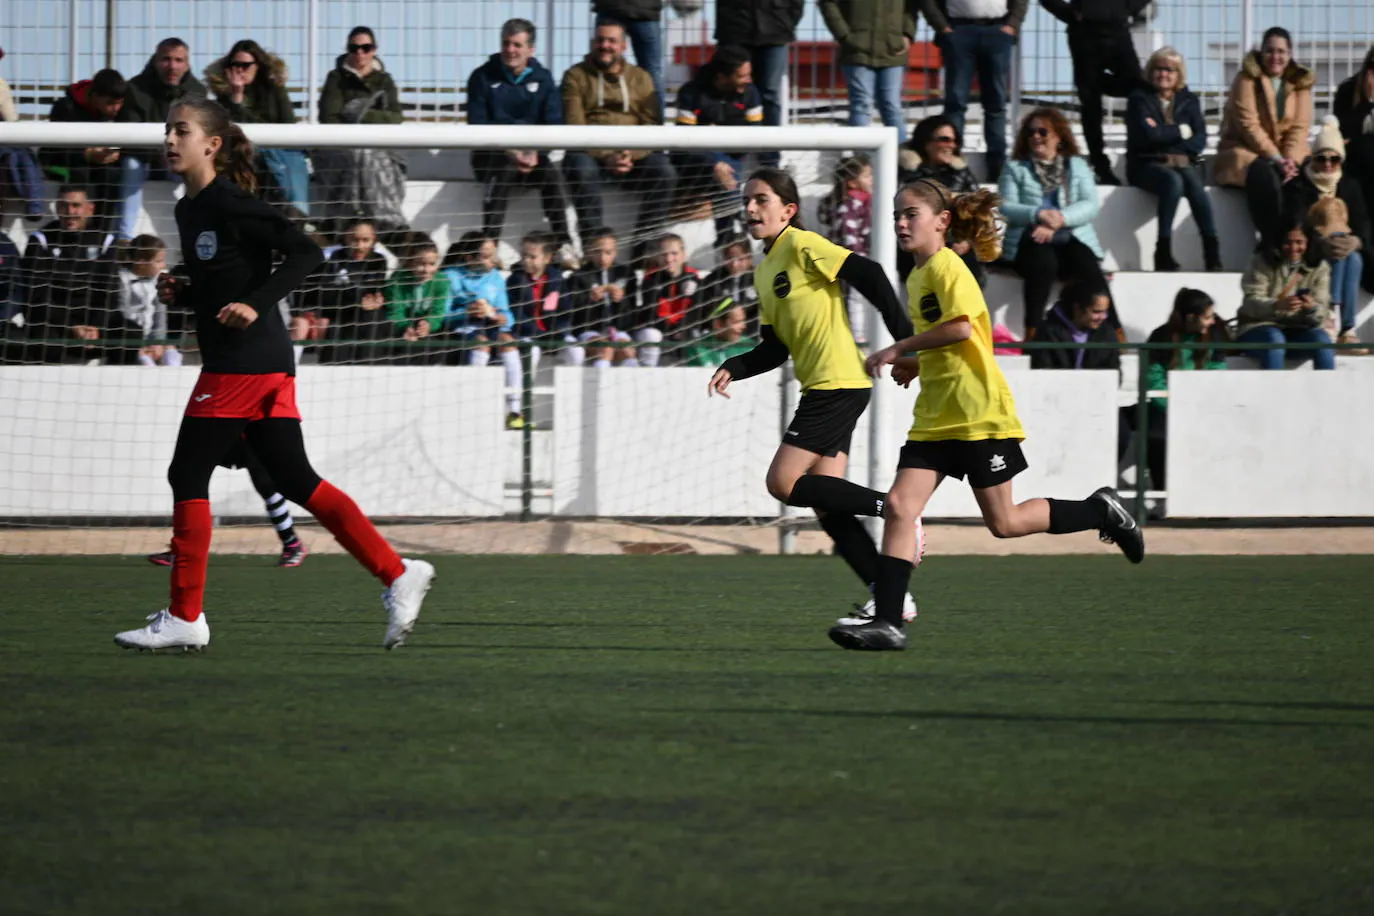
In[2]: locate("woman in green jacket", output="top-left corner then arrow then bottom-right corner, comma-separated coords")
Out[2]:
206,40 -> 309,214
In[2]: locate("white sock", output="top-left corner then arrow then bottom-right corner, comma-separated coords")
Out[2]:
162,349 -> 183,367
138,353 -> 155,367
621,357 -> 640,367
592,357 -> 611,368
563,345 -> 586,367
293,344 -> 305,365
501,348 -> 522,413
469,348 -> 491,367
635,328 -> 663,368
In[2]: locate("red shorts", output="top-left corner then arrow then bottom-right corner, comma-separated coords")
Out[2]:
184,372 -> 300,420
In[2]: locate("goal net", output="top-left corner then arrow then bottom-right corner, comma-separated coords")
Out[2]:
0,122 -> 900,558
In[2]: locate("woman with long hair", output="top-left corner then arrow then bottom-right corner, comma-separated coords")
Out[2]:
830,177 -> 1142,652
114,97 -> 434,653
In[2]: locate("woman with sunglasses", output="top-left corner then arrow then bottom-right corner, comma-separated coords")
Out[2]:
319,28 -> 402,126
998,107 -> 1114,330
1281,118 -> 1371,350
1126,47 -> 1221,273
316,27 -> 408,238
206,39 -> 309,215
898,115 -> 984,286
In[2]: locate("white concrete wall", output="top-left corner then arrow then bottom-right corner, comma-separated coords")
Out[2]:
1166,371 -> 1374,518
0,366 -> 507,518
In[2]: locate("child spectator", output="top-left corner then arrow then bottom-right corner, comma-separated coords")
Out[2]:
567,226 -> 637,367
1027,280 -> 1121,371
384,233 -> 451,363
301,218 -> 390,363
628,232 -> 702,366
442,230 -> 518,380
695,238 -> 759,335
505,231 -> 573,427
116,234 -> 181,366
683,304 -> 755,368
819,155 -> 873,342
0,229 -> 23,359
1237,216 -> 1335,369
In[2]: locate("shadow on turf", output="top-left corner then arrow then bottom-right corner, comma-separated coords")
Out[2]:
1145,699 -> 1374,714
689,708 -> 1367,728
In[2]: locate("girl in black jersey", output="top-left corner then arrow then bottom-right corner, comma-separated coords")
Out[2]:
114,97 -> 435,653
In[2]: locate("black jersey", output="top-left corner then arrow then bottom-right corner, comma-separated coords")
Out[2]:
175,176 -> 323,374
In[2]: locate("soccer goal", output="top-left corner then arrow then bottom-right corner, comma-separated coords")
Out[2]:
0,121 -> 900,558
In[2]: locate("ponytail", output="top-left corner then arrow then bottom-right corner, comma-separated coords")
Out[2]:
220,123 -> 258,194
168,96 -> 258,193
902,179 -> 1005,263
948,188 -> 1004,263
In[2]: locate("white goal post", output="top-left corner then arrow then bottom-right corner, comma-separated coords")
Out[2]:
0,122 -> 901,554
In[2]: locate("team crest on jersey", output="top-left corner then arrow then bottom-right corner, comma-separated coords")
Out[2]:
195,230 -> 218,260
527,81 -> 540,93
772,270 -> 791,298
919,292 -> 941,323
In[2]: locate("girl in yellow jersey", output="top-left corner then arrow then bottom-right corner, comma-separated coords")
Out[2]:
708,168 -> 922,620
828,178 -> 1145,652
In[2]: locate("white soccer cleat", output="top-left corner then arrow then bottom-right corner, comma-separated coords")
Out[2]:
914,515 -> 927,566
836,592 -> 918,627
382,558 -> 435,650
114,609 -> 210,652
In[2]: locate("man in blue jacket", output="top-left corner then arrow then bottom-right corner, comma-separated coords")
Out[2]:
465,19 -> 570,245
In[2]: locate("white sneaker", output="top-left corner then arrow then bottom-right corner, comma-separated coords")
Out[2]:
114,609 -> 210,652
382,558 -> 435,650
836,592 -> 918,626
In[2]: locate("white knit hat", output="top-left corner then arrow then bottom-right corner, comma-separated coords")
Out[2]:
1314,115 -> 1346,159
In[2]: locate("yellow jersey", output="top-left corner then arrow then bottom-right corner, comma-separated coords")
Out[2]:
905,247 -> 1024,442
755,225 -> 871,392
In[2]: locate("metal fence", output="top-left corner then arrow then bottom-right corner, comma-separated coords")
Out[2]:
1,1 -> 1371,138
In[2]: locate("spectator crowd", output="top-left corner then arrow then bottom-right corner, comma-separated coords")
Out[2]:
1,2 -> 1373,434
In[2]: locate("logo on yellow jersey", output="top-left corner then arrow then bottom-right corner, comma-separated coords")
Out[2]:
919,292 -> 941,323
773,271 -> 791,298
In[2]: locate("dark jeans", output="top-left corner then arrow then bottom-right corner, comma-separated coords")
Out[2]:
562,151 -> 675,241
623,19 -> 665,119
940,24 -> 1014,175
1068,23 -> 1143,164
1244,158 -> 1286,247
670,151 -> 745,239
472,150 -> 569,241
1237,325 -> 1336,369
748,43 -> 789,168
1013,233 -> 1111,326
0,146 -> 46,216
1127,161 -> 1217,240
1118,404 -> 1167,488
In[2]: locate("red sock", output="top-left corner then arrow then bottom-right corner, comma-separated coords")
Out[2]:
170,499 -> 213,622
305,480 -> 405,585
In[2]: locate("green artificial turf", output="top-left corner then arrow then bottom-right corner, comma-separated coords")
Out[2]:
1,554 -> 1371,915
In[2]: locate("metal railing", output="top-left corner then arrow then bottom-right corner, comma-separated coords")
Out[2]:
3,0 -> 1369,140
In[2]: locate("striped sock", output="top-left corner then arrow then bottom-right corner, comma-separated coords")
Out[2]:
264,492 -> 298,545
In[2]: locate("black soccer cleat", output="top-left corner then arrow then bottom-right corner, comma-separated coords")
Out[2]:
828,619 -> 907,651
1091,486 -> 1145,564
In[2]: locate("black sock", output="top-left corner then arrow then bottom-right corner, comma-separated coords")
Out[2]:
818,513 -> 880,586
1047,498 -> 1108,535
873,555 -> 914,627
787,475 -> 884,517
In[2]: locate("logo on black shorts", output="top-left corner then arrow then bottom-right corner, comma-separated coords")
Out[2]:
990,453 -> 1007,472
919,292 -> 941,323
772,270 -> 791,299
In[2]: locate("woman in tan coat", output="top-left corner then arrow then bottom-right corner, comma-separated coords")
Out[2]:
1215,27 -> 1315,247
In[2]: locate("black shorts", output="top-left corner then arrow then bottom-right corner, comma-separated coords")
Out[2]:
898,438 -> 1028,488
783,388 -> 871,457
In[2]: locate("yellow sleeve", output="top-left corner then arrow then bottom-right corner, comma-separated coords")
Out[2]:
917,251 -> 986,328
796,231 -> 853,284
